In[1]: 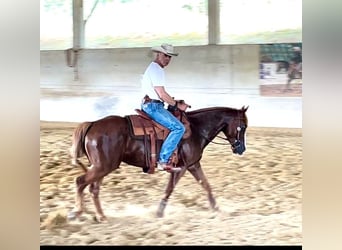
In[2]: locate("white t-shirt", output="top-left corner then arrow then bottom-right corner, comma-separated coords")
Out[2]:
141,62 -> 165,100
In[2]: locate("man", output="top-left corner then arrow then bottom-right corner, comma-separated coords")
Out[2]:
286,46 -> 302,89
141,43 -> 188,173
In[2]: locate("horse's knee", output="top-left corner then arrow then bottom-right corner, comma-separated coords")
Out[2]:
89,183 -> 100,197
76,175 -> 85,186
89,183 -> 95,193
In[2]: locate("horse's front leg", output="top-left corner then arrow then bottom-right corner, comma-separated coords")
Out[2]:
187,162 -> 219,211
157,167 -> 187,218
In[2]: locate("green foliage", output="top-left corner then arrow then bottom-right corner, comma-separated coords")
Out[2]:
41,28 -> 302,50
43,0 -> 68,11
42,0 -> 71,15
182,4 -> 192,11
222,29 -> 302,44
119,0 -> 134,3
40,0 -> 301,50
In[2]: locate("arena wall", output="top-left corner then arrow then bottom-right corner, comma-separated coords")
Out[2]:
40,44 -> 260,95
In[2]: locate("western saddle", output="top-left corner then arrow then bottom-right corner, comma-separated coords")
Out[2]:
126,108 -> 191,174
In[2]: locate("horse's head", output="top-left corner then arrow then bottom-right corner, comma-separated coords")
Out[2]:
222,106 -> 249,155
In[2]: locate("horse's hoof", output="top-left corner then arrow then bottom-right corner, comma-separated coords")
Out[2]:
99,216 -> 107,222
93,214 -> 107,223
213,206 -> 220,212
67,210 -> 81,221
156,211 -> 164,218
67,211 -> 77,221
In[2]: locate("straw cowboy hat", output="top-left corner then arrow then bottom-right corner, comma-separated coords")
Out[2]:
151,43 -> 179,56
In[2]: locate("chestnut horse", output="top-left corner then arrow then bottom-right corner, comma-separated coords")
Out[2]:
68,106 -> 248,221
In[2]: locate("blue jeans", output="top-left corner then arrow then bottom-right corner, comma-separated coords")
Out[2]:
141,102 -> 185,163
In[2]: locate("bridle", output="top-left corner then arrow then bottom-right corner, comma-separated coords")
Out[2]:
183,111 -> 247,168
209,125 -> 245,151
230,125 -> 245,151
200,117 -> 246,151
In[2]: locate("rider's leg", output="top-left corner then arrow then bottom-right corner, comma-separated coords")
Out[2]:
296,62 -> 302,78
286,63 -> 295,89
158,118 -> 185,165
142,102 -> 185,171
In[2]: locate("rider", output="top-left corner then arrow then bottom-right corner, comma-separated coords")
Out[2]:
286,46 -> 302,88
141,43 -> 188,173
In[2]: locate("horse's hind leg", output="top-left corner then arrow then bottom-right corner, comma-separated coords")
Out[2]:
68,165 -> 108,221
187,162 -> 219,211
68,174 -> 88,220
157,167 -> 187,218
89,177 -> 106,221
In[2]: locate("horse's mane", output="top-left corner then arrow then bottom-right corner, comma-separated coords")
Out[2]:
186,106 -> 248,126
186,106 -> 241,116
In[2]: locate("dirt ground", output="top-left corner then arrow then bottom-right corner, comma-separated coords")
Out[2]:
40,121 -> 302,246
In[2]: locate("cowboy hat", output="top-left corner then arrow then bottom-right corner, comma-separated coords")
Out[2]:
151,43 -> 179,56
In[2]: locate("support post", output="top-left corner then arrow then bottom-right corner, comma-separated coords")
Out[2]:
208,0 -> 220,45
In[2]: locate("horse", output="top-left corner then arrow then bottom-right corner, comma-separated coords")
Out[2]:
67,105 -> 249,221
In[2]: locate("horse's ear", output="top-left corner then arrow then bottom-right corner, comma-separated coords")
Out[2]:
242,105 -> 249,112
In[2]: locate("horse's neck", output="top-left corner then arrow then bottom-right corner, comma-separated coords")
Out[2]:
189,112 -> 226,141
204,122 -> 225,141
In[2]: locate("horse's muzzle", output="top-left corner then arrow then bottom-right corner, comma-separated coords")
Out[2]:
231,140 -> 245,155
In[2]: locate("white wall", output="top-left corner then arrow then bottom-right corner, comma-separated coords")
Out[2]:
40,44 -> 260,95
40,45 -> 302,128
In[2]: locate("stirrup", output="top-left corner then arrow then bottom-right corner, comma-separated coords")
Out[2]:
157,163 -> 182,173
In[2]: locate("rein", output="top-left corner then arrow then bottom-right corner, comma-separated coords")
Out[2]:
197,116 -> 244,147
198,123 -> 230,146
208,134 -> 230,145
211,135 -> 229,145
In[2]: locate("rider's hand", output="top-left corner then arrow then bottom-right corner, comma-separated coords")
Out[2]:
176,100 -> 191,111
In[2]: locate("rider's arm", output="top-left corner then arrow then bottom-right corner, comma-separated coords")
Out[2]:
154,86 -> 177,106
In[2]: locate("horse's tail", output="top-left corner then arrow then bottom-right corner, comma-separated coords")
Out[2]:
70,121 -> 93,173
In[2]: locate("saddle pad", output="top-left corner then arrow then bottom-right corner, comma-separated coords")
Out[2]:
127,114 -> 169,140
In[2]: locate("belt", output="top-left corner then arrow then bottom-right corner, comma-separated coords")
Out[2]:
143,96 -> 163,104
150,99 -> 163,103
